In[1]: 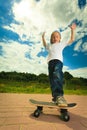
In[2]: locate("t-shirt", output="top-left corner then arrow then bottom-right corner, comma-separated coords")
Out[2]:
46,42 -> 68,62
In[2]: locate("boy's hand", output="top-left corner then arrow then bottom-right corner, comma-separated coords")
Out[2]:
42,32 -> 46,38
68,23 -> 76,44
42,32 -> 47,47
70,23 -> 76,30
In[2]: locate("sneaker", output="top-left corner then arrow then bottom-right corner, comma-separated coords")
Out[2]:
56,96 -> 68,107
52,97 -> 56,103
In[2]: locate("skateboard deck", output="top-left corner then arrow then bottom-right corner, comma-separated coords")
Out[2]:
29,99 -> 77,109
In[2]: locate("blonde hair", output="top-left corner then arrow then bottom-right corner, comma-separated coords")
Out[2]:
50,31 -> 61,44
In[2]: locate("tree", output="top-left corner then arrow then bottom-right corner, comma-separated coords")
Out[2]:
38,73 -> 49,83
64,72 -> 73,80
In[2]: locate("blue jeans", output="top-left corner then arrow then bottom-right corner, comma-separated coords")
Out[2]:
48,59 -> 64,98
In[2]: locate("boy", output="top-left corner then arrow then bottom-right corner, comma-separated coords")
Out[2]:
42,23 -> 76,107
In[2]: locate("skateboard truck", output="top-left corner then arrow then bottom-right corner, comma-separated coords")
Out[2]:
34,106 -> 43,118
34,106 -> 70,122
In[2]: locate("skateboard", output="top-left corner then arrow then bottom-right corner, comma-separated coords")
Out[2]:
29,99 -> 77,122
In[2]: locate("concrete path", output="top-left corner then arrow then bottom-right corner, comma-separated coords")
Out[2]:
0,93 -> 87,130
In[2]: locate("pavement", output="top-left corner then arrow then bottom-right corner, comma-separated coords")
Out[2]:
0,93 -> 87,130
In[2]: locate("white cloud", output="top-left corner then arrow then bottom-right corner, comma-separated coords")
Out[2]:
11,1 -> 75,35
0,41 -> 48,74
74,39 -> 82,51
11,0 -> 87,44
63,66 -> 87,78
3,0 -> 86,42
74,39 -> 87,52
82,42 -> 87,52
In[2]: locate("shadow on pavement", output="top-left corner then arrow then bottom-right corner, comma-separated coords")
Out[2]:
29,111 -> 87,130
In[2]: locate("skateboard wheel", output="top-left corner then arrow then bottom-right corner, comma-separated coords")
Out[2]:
34,110 -> 40,118
63,114 -> 70,122
60,109 -> 70,122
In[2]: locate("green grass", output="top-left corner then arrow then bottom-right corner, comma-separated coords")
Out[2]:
0,80 -> 51,94
65,89 -> 87,95
0,80 -> 87,95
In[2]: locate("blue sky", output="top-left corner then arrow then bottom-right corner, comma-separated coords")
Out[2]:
0,0 -> 87,78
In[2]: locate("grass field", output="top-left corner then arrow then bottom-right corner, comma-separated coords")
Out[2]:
0,80 -> 87,95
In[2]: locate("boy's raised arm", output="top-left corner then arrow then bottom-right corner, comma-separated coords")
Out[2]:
42,32 -> 47,47
68,23 -> 76,44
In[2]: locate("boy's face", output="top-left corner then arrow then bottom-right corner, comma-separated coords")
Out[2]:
51,31 -> 61,44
